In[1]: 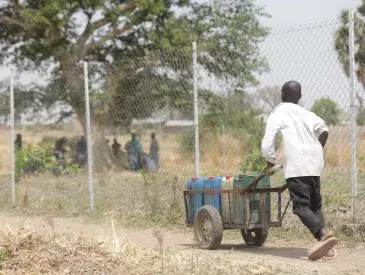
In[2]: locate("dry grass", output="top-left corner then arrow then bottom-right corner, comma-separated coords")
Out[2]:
0,170 -> 187,228
0,221 -> 363,275
0,124 -> 364,177
0,124 -> 364,240
0,124 -> 363,274
0,226 -> 136,274
0,226 -> 300,275
0,166 -> 363,244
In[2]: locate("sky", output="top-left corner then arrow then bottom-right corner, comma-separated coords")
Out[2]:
256,0 -> 359,29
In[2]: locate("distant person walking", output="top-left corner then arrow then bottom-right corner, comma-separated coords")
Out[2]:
74,136 -> 87,167
54,136 -> 68,165
112,137 -> 121,157
150,133 -> 159,169
125,133 -> 143,171
15,133 -> 22,150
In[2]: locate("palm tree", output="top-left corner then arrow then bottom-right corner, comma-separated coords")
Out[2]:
334,7 -> 365,108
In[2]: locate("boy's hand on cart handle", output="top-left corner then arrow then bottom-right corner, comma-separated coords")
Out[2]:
263,161 -> 275,176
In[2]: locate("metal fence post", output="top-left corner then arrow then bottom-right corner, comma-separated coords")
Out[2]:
84,62 -> 94,213
221,124 -> 226,174
192,42 -> 200,177
349,10 -> 357,217
10,76 -> 15,204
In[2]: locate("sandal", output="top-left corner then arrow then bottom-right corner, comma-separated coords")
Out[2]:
322,248 -> 338,260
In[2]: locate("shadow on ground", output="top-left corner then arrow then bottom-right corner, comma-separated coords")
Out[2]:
177,242 -> 309,260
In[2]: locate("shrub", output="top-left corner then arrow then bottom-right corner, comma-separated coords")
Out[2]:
311,97 -> 340,125
15,145 -> 81,181
16,145 -> 56,177
240,150 -> 266,173
356,108 -> 365,126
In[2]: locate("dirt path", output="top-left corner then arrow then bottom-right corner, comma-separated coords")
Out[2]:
0,212 -> 364,275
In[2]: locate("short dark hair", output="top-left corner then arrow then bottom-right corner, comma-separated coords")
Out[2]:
281,81 -> 302,104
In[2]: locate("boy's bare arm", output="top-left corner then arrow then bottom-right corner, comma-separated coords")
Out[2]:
318,131 -> 329,148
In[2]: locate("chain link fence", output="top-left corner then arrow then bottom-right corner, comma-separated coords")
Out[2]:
0,14 -> 364,225
0,78 -> 11,205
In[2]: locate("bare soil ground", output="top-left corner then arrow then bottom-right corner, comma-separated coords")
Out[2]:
0,211 -> 364,275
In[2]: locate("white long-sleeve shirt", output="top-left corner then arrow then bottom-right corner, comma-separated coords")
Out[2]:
261,102 -> 329,179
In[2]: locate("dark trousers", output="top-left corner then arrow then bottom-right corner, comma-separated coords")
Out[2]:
286,176 -> 325,240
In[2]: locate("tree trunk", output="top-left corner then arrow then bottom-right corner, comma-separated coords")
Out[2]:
61,60 -> 130,173
23,174 -> 30,207
75,113 -> 130,173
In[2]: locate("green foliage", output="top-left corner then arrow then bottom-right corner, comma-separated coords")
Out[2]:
0,91 -> 9,125
0,0 -> 269,129
194,0 -> 270,90
359,152 -> 365,164
356,108 -> 365,126
15,145 -> 56,178
58,162 -> 82,175
15,145 -> 81,180
96,0 -> 270,128
94,65 -> 195,128
0,0 -> 192,127
0,0 -> 173,70
311,97 -> 340,125
240,150 -> 266,173
335,6 -> 365,107
197,91 -> 268,173
0,247 -> 10,263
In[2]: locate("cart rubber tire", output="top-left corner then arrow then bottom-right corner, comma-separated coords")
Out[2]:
241,228 -> 268,247
194,205 -> 223,250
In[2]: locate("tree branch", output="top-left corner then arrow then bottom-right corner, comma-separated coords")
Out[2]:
72,12 -> 102,55
61,2 -> 137,66
0,16 -> 27,29
82,24 -> 133,57
10,0 -> 23,11
54,111 -> 75,125
118,2 -> 136,13
67,1 -> 136,59
88,18 -> 110,33
83,2 -> 136,36
63,3 -> 82,29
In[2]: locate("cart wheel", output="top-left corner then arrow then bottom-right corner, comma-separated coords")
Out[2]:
241,228 -> 268,247
194,205 -> 223,250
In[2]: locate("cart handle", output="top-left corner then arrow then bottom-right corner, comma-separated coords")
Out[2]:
239,164 -> 283,195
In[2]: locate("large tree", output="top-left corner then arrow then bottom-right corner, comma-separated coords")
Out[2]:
100,0 -> 270,129
0,0 -> 269,170
0,0 -> 269,126
0,0 -> 183,70
0,0 -> 191,127
193,0 -> 269,91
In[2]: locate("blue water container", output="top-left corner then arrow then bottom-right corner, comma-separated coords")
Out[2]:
203,176 -> 223,215
186,177 -> 205,223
